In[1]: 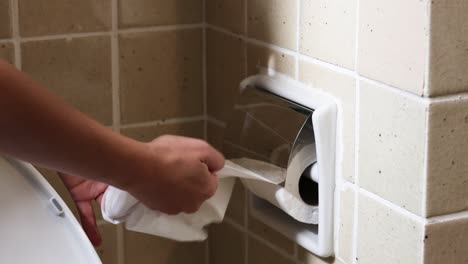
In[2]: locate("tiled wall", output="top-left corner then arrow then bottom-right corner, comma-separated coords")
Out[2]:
0,0 -> 206,263
205,0 -> 468,264
2,0 -> 468,264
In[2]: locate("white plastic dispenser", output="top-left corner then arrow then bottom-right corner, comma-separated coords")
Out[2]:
224,72 -> 337,257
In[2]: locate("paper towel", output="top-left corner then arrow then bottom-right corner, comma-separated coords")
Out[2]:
101,158 -> 318,241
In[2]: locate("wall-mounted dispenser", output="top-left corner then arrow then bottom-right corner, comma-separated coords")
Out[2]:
223,72 -> 337,257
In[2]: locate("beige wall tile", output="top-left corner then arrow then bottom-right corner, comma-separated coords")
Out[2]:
426,98 -> 468,216
336,187 -> 355,263
207,122 -> 225,151
299,61 -> 356,182
248,237 -> 293,264
119,29 -> 203,124
0,42 -> 14,64
357,194 -> 423,264
247,43 -> 296,77
300,0 -> 357,70
248,207 -> 295,254
427,0 -> 468,96
209,222 -> 245,264
424,216 -> 468,264
207,29 -> 245,122
124,230 -> 206,264
118,0 -> 202,28
359,80 -> 427,215
225,180 -> 246,224
0,0 -> 11,38
22,36 -> 113,125
18,0 -> 111,37
247,0 -> 297,50
122,121 -> 205,142
358,0 -> 428,95
96,223 -> 118,264
206,0 -> 245,34
298,247 -> 343,264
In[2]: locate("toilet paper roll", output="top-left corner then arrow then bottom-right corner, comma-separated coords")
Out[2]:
236,143 -> 319,224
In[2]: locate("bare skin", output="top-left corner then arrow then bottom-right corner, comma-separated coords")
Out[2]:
0,60 -> 224,245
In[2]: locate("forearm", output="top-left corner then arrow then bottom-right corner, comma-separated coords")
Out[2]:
0,60 -> 140,187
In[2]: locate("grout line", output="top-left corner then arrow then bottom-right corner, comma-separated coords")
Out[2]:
422,0 -> 432,97
0,39 -> 13,44
427,210 -> 468,223
243,3 -> 249,264
119,116 -> 205,129
351,186 -> 359,264
207,116 -> 227,128
202,3 -> 208,142
10,0 -> 21,69
352,53 -> 360,264
111,0 -> 121,134
294,0 -> 301,80
118,23 -> 204,34
20,31 -> 111,43
110,1 -> 125,264
16,24 -> 204,44
202,1 -> 209,263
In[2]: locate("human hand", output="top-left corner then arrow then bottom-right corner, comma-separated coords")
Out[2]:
122,135 -> 224,215
59,173 -> 108,246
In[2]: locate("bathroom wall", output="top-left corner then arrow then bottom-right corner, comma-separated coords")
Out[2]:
206,0 -> 468,264
2,0 -> 468,264
0,0 -> 207,263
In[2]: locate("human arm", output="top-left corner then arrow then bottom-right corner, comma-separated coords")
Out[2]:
0,59 -> 224,214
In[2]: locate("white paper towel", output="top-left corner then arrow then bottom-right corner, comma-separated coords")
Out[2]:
101,158 -> 317,241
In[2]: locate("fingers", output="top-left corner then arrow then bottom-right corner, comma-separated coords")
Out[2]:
76,202 -> 102,247
200,143 -> 225,172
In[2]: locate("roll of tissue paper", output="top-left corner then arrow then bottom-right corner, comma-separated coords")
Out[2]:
101,157 -> 317,241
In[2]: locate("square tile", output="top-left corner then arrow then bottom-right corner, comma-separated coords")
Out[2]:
208,222 -> 245,264
300,0 -> 357,69
206,0 -> 245,34
0,0 -> 11,38
248,205 -> 295,254
247,42 -> 296,77
424,216 -> 468,264
336,187 -> 355,263
225,180 -> 246,224
121,121 -> 205,142
124,230 -> 206,264
248,237 -> 293,264
0,42 -> 14,64
357,194 -> 424,264
427,0 -> 468,96
18,0 -> 111,37
96,223 -> 118,264
118,0 -> 202,28
207,121 -> 225,151
359,80 -> 427,215
247,0 -> 298,50
426,98 -> 468,216
207,29 -> 245,122
358,0 -> 428,95
22,36 -> 113,125
299,60 -> 356,182
119,29 -> 203,124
